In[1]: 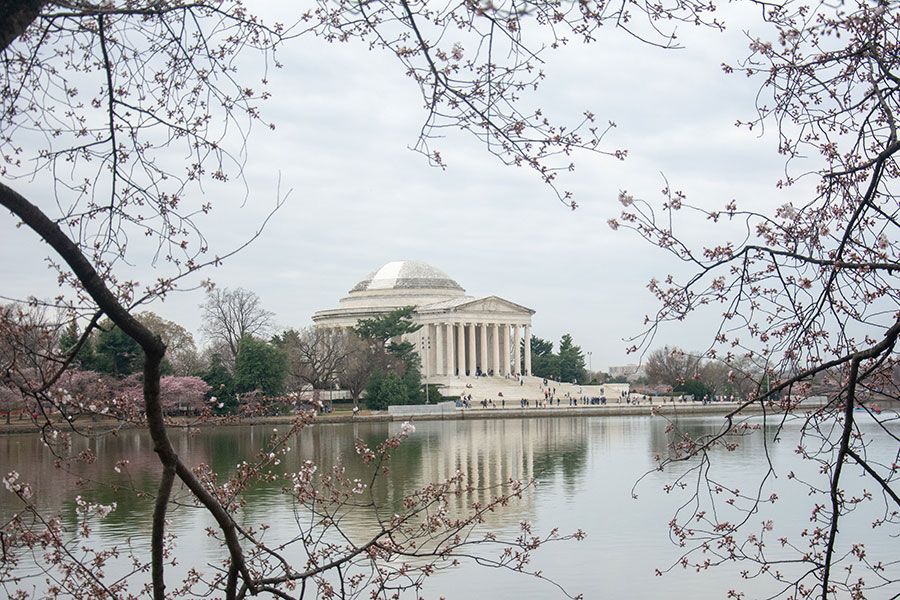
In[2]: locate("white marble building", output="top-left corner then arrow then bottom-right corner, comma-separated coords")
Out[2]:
313,261 -> 534,377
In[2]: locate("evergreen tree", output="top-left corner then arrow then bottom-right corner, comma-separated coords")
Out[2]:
57,320 -> 98,369
233,336 -> 287,396
557,333 -> 586,384
93,324 -> 143,377
364,371 -> 409,410
58,321 -> 80,354
530,336 -> 554,357
673,378 -> 712,400
529,336 -> 559,380
202,353 -> 236,413
355,307 -> 426,407
402,362 -> 425,404
354,306 -> 422,349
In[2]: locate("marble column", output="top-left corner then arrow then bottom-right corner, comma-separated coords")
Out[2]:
446,322 -> 455,376
418,326 -> 427,376
491,323 -> 500,376
427,324 -> 435,375
479,324 -> 488,374
456,322 -> 465,376
435,322 -> 445,376
524,324 -> 532,376
466,323 -> 475,377
501,324 -> 511,376
513,324 -> 521,375
432,324 -> 439,375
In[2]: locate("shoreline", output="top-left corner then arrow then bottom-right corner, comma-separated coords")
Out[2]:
0,401 -> 828,435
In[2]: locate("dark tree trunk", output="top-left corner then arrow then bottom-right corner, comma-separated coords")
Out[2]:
0,0 -> 45,52
0,181 -> 255,599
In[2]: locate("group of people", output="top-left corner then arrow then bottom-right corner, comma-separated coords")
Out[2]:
473,367 -> 497,377
456,393 -> 509,409
454,386 -> 613,410
452,376 -> 732,410
454,387 -> 744,410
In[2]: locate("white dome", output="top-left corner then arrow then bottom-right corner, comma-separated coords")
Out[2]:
350,261 -> 464,293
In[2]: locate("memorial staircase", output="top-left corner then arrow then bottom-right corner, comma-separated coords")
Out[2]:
428,374 -> 609,403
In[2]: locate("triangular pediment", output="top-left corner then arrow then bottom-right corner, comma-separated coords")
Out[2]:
450,295 -> 534,315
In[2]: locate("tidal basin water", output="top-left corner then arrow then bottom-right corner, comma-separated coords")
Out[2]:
2,414 -> 898,598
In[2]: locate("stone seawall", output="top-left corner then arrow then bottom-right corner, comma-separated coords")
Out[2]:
387,401 -> 458,418
320,400 -> 828,423
0,401 -> 831,434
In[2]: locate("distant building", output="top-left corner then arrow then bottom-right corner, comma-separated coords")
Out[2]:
313,260 -> 535,377
608,364 -> 642,381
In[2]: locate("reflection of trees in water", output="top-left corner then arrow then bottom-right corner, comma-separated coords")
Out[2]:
1,418 -> 589,538
1,419 -> 595,597
530,418 -> 588,485
0,428 -> 211,530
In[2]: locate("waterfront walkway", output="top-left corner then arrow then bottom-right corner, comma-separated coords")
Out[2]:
370,397 -> 829,423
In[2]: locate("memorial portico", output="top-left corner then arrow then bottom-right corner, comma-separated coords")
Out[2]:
313,261 -> 535,378
416,307 -> 533,377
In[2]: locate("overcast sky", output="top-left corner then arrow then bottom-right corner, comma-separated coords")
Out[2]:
1,2 -> 810,371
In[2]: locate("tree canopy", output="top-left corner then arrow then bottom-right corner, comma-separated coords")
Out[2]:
273,327 -> 351,390
355,307 -> 422,362
355,307 -> 427,408
557,334 -> 586,384
233,336 -> 288,397
201,288 -> 275,367
202,353 -> 236,414
528,334 -> 587,384
528,336 -> 558,380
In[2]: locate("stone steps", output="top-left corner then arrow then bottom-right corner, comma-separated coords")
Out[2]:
427,374 -> 614,402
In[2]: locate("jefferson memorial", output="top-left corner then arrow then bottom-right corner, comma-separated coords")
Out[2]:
313,261 -> 534,377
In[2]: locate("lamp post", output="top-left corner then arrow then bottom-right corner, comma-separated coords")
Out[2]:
420,334 -> 431,404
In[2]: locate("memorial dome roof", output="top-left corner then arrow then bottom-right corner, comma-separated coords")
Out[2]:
350,261 -> 464,293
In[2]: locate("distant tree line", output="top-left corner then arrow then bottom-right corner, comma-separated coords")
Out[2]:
10,290 -> 769,418
628,346 -> 775,400
1,290 -> 448,418
3,290 -> 611,417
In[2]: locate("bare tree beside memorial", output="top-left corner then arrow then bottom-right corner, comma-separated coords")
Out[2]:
200,288 -> 275,368
274,326 -> 351,391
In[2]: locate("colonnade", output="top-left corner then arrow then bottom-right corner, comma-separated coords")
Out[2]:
418,322 -> 531,377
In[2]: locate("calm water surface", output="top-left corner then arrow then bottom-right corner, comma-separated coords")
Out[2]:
2,415 -> 897,598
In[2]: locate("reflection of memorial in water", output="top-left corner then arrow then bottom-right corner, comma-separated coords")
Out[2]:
279,419 -> 590,534
395,418 -> 589,526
